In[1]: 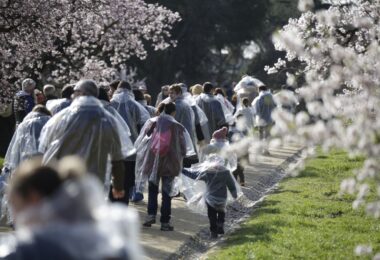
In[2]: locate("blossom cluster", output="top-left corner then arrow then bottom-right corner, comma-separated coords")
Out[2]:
265,0 -> 380,223
0,0 -> 180,110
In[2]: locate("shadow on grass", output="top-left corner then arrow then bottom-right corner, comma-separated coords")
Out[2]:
225,219 -> 287,246
293,166 -> 320,178
272,188 -> 301,195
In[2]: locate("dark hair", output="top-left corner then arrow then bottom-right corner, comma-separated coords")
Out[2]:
133,90 -> 145,101
11,164 -> 63,199
169,84 -> 183,95
32,105 -> 52,116
109,80 -> 120,91
61,85 -> 74,99
157,102 -> 176,115
203,82 -> 214,94
157,102 -> 166,115
98,87 -> 110,102
118,80 -> 131,90
214,88 -> 225,97
164,102 -> 176,115
258,85 -> 268,92
242,97 -> 250,107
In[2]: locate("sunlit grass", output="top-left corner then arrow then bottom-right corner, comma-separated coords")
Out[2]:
208,150 -> 380,260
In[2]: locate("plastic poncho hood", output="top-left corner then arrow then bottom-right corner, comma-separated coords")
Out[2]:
38,96 -> 134,182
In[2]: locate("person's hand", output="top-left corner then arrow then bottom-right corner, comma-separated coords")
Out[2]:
112,189 -> 125,199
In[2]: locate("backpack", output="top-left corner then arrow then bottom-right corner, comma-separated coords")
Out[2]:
151,127 -> 172,156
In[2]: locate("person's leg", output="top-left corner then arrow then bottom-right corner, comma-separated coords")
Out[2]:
207,203 -> 218,237
216,210 -> 226,235
264,125 -> 270,140
237,163 -> 245,185
259,126 -> 264,140
160,177 -> 174,231
144,181 -> 158,227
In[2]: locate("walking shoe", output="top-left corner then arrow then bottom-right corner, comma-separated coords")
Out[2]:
217,223 -> 225,235
131,192 -> 144,203
160,223 -> 174,231
143,215 -> 156,227
210,231 -> 218,239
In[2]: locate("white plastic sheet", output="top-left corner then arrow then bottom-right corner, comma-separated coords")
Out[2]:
234,76 -> 263,110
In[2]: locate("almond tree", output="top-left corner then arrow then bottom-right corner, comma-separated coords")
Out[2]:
0,0 -> 180,111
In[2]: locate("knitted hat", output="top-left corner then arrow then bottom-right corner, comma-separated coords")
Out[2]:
212,127 -> 228,140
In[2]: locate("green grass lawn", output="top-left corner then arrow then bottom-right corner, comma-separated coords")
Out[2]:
208,150 -> 380,260
0,157 -> 3,169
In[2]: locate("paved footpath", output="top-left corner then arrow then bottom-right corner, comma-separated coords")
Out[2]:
134,144 -> 303,259
0,144 -> 303,259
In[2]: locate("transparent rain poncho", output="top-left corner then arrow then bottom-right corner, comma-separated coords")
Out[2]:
200,139 -> 238,172
135,114 -> 195,195
46,98 -> 72,115
100,100 -> 135,192
252,91 -> 276,126
234,107 -> 255,132
181,154 -> 242,215
0,112 -> 51,221
2,112 -> 51,175
215,94 -> 235,125
110,88 -> 150,142
38,96 -> 135,182
195,94 -> 227,137
162,96 -> 198,152
0,176 -> 142,260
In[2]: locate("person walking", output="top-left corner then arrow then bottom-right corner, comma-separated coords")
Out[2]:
13,78 -> 36,126
1,157 -> 141,260
135,102 -> 195,231
251,85 -> 276,142
46,84 -> 74,115
182,154 -> 240,238
38,80 -> 133,200
196,82 -> 227,136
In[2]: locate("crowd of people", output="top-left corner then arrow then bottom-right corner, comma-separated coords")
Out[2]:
0,75 -> 297,259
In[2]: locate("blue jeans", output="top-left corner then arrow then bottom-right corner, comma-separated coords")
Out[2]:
148,177 -> 172,223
